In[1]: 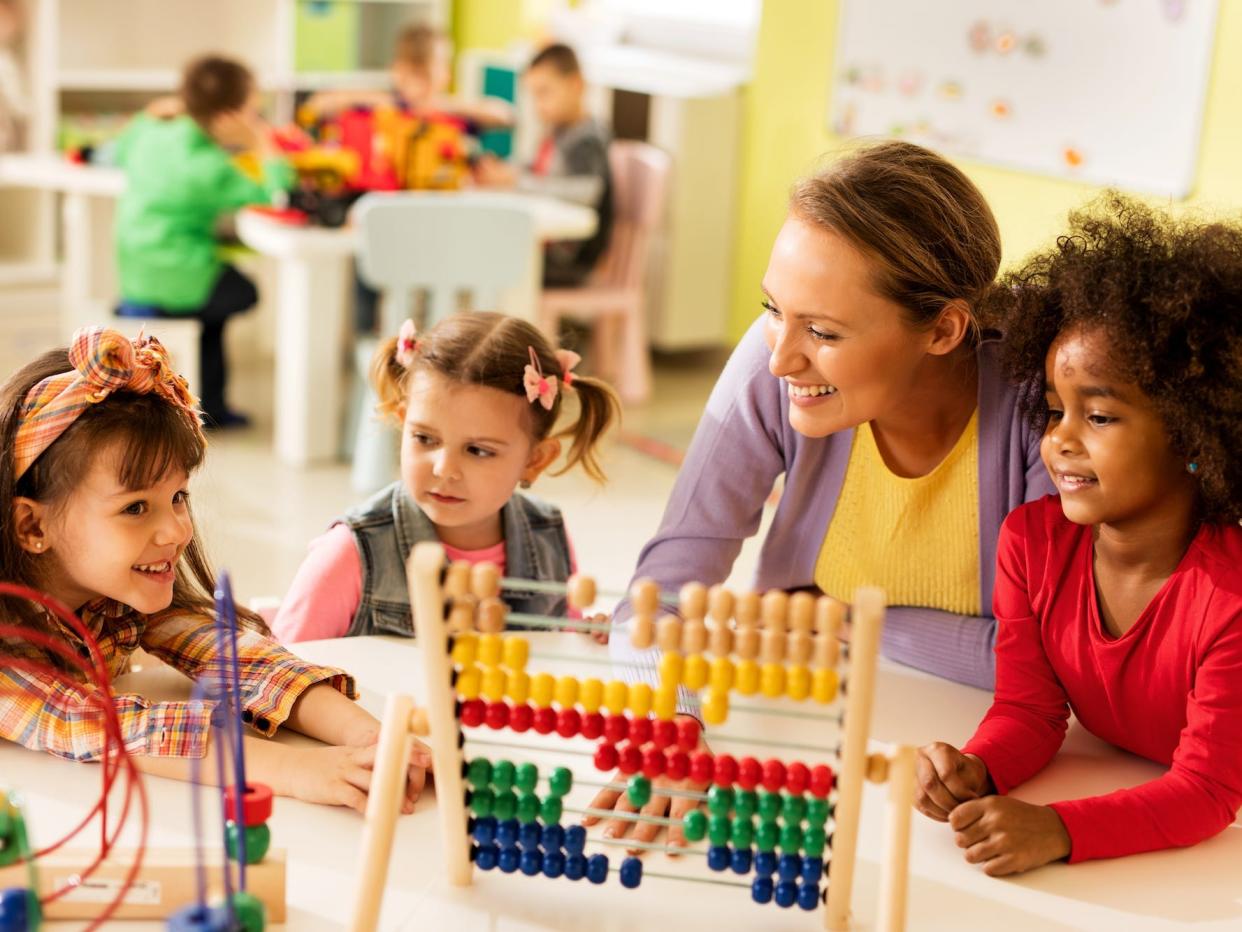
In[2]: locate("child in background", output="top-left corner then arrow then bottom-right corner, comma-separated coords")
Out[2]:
272,312 -> 620,643
476,43 -> 613,286
0,327 -> 429,813
915,196 -> 1242,874
114,55 -> 293,428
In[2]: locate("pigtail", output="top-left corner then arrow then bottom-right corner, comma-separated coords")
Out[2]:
551,374 -> 621,484
369,336 -> 410,426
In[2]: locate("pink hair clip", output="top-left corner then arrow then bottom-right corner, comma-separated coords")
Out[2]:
396,319 -> 419,368
523,347 -> 559,410
554,349 -> 581,387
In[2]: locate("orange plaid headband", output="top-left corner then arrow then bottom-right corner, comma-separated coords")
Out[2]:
13,326 -> 206,481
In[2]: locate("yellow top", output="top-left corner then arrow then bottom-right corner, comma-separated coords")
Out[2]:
815,413 -> 981,616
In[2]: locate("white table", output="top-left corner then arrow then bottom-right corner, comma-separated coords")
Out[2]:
0,155 -> 597,467
2,634 -> 1237,931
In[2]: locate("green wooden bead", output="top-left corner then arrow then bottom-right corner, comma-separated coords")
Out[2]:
469,787 -> 495,818
224,890 -> 266,932
516,791 -> 541,824
755,820 -> 779,852
706,786 -> 734,818
779,822 -> 804,853
682,809 -> 707,842
781,792 -> 807,825
730,816 -> 754,848
548,766 -> 573,798
515,762 -> 539,793
493,789 -> 517,821
803,825 -> 827,858
732,789 -> 758,820
467,758 -> 493,789
491,759 -> 516,792
806,797 -> 831,826
707,814 -> 730,847
225,822 -> 271,864
757,790 -> 781,823
540,795 -> 564,825
627,776 -> 652,808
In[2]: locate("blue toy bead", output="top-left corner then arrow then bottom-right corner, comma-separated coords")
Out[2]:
496,819 -> 520,849
543,851 -> 566,879
472,816 -> 498,845
619,856 -> 643,889
797,881 -> 820,911
706,845 -> 730,872
801,856 -> 824,884
475,844 -> 500,871
564,853 -> 588,881
564,824 -> 587,855
498,846 -> 521,873
750,876 -> 774,904
0,888 -> 38,932
754,850 -> 777,877
519,822 -> 543,850
777,853 -> 802,882
541,823 -> 565,852
775,879 -> 798,908
165,903 -> 231,931
730,846 -> 753,875
520,849 -> 544,876
586,853 -> 610,884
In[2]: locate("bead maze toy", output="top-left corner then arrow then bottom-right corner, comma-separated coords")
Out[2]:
350,543 -> 917,931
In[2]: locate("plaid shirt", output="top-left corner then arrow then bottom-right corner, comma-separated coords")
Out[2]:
0,600 -> 356,761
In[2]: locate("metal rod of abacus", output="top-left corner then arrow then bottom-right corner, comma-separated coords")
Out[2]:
564,805 -> 683,827
568,776 -> 708,802
707,733 -> 843,756
499,577 -> 680,607
506,612 -> 614,632
637,870 -> 753,890
728,701 -> 844,724
464,737 -> 596,757
591,836 -> 706,857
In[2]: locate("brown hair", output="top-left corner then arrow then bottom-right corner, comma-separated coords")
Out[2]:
790,140 -> 1001,341
393,23 -> 443,71
181,54 -> 254,125
529,43 -> 582,77
370,312 -> 620,483
0,350 -> 265,652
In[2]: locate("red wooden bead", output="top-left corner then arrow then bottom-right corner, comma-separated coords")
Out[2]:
580,711 -> 605,740
653,719 -> 678,750
713,753 -> 739,788
677,717 -> 701,752
509,703 -> 534,733
223,782 -> 273,828
665,749 -> 691,781
604,713 -> 629,744
628,715 -> 653,747
533,707 -> 558,735
737,756 -> 762,791
485,701 -> 510,730
594,742 -> 618,772
810,764 -> 836,798
641,746 -> 666,779
786,761 -> 810,795
761,758 -> 786,793
459,698 -> 486,728
618,742 -> 643,775
556,708 -> 582,739
689,750 -> 714,785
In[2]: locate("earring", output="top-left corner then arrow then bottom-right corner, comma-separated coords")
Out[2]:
1187,462 -> 1199,474
520,479 -> 532,490
34,541 -> 43,551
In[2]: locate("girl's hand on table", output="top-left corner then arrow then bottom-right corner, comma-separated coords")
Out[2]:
915,742 -> 990,821
279,740 -> 431,815
949,796 -> 1071,876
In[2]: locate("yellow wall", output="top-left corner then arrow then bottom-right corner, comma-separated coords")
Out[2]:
727,0 -> 1242,339
452,0 -> 522,52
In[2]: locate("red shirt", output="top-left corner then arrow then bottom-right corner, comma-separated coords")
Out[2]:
963,495 -> 1242,862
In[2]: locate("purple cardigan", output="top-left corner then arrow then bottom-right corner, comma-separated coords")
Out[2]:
611,317 -> 1053,690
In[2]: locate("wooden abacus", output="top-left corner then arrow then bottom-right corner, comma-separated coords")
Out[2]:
350,543 -> 916,932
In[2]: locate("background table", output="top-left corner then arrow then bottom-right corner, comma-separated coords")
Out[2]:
1,634 -> 1238,930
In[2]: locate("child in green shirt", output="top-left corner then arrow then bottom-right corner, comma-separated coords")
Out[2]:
115,55 -> 293,427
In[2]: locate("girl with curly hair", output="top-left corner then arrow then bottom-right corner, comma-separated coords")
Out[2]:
915,194 -> 1242,874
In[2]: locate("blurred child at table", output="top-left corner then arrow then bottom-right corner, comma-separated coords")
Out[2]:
0,327 -> 429,813
476,43 -> 613,287
914,195 -> 1242,874
272,312 -> 620,643
114,55 -> 293,428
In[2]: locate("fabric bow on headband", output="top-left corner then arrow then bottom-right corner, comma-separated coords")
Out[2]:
395,319 -> 420,368
524,347 -> 581,410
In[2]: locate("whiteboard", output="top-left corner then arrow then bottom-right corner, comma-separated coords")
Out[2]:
830,0 -> 1219,197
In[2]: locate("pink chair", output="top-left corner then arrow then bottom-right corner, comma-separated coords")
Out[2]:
538,141 -> 671,404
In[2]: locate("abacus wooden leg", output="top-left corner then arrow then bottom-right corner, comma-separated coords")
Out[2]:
824,586 -> 885,931
350,691 -> 415,932
877,745 -> 916,932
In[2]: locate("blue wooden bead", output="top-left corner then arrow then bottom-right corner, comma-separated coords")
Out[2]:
496,819 -> 520,848
498,846 -> 521,873
564,824 -> 587,855
798,881 -> 820,911
706,845 -> 730,872
472,816 -> 498,845
775,880 -> 798,908
778,853 -> 802,882
541,823 -> 565,852
564,853 -> 588,880
801,856 -> 824,884
754,851 -> 777,876
520,849 -> 544,876
519,822 -> 542,850
586,853 -> 610,884
730,846 -> 753,874
750,876 -> 774,904
619,856 -> 643,889
166,903 -> 231,931
543,851 -> 566,879
475,844 -> 499,871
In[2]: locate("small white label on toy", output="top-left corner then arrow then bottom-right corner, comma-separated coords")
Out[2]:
54,876 -> 163,905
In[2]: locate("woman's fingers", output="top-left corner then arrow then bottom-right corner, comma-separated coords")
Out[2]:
625,796 -> 670,854
582,784 -> 622,826
665,789 -> 698,855
602,793 -> 642,840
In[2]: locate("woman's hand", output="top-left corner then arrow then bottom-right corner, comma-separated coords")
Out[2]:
949,796 -> 1071,876
915,742 -> 991,821
585,612 -> 610,645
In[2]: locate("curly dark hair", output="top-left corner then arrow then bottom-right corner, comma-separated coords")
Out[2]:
982,193 -> 1242,524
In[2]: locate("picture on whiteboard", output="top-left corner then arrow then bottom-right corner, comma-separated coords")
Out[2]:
830,0 -> 1219,198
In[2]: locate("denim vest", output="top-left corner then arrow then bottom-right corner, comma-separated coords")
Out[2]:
340,482 -> 572,638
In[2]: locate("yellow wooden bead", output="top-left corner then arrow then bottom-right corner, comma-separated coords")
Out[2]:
503,636 -> 529,671
482,666 -> 506,701
812,667 -> 840,704
506,670 -> 531,704
555,675 -> 580,709
702,687 -> 729,725
450,633 -> 478,667
683,654 -> 709,691
604,679 -> 629,715
654,685 -> 678,721
709,656 -> 735,693
786,664 -> 811,702
478,633 -> 503,668
629,682 -> 653,717
580,677 -> 604,713
760,662 -> 785,698
457,664 -> 481,699
735,659 -> 760,695
531,672 -> 556,708
659,651 -> 685,689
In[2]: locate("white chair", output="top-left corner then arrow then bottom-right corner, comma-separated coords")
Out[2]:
348,193 -> 536,493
